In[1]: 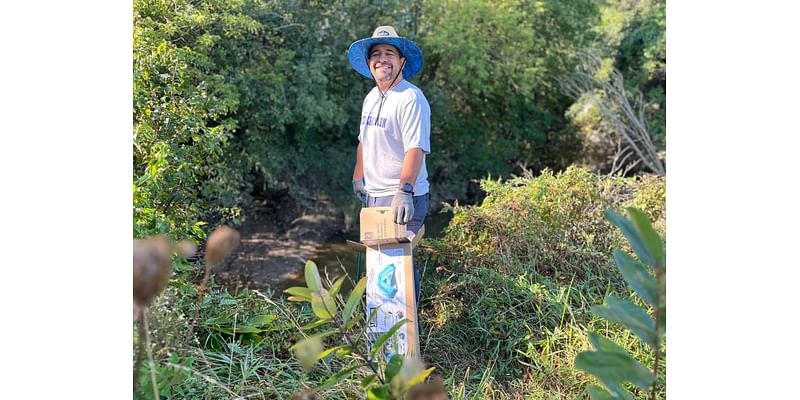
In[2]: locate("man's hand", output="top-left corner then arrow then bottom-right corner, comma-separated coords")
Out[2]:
391,191 -> 414,224
352,178 -> 367,203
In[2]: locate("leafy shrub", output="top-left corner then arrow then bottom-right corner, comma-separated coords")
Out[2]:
415,166 -> 665,396
284,261 -> 438,399
575,208 -> 665,399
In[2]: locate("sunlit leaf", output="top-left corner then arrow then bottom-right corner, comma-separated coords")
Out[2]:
343,277 -> 367,325
329,275 -> 347,299
311,290 -> 335,320
284,287 -> 312,300
335,347 -> 353,357
592,296 -> 657,349
305,260 -> 322,292
315,345 -> 346,361
404,367 -> 436,390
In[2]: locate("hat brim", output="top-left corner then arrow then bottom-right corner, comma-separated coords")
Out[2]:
348,37 -> 423,79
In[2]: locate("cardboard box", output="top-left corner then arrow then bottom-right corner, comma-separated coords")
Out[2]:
359,207 -> 408,245
350,217 -> 425,361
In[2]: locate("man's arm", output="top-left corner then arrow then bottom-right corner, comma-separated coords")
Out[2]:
399,148 -> 424,190
353,143 -> 364,181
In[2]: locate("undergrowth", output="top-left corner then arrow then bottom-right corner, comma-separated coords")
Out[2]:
134,166 -> 666,399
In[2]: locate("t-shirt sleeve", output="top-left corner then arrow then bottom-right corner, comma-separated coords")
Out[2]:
398,94 -> 431,154
357,96 -> 368,143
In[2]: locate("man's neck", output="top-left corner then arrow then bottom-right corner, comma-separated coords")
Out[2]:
376,76 -> 404,93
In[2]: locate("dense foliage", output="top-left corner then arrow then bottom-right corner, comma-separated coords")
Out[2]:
137,167 -> 666,398
133,0 -> 666,239
133,0 -> 667,397
576,208 -> 666,399
415,166 -> 665,397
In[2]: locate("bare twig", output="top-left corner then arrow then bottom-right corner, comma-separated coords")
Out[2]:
559,51 -> 665,176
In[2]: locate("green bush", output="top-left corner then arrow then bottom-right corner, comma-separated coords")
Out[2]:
575,208 -> 666,399
416,166 -> 665,397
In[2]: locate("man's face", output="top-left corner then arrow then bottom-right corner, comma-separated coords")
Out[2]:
369,44 -> 404,82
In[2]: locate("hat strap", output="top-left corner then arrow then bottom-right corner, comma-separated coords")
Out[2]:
373,58 -> 406,123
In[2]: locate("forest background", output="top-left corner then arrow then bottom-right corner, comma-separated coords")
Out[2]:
133,0 -> 666,240
130,0 -> 670,398
5,0 -> 800,399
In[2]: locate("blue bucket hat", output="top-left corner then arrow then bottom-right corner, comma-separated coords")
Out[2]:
348,26 -> 423,79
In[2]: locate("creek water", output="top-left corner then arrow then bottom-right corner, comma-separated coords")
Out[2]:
279,210 -> 453,292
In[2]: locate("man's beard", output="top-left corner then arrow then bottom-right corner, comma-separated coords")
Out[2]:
375,69 -> 395,81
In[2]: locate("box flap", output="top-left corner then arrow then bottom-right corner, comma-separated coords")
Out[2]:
351,225 -> 425,250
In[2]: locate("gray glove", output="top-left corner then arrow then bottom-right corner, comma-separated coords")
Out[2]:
391,191 -> 414,224
352,178 -> 367,204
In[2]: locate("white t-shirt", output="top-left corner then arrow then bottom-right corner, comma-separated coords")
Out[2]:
358,80 -> 431,197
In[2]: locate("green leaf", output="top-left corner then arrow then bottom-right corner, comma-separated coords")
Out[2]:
614,250 -> 657,307
384,354 -> 404,383
329,275 -> 347,299
284,287 -> 312,300
315,345 -> 346,361
287,296 -> 308,302
335,347 -> 353,357
626,207 -> 665,266
227,325 -> 260,334
343,277 -> 367,325
315,364 -> 362,391
305,260 -> 322,292
587,332 -> 628,355
361,375 -> 377,388
587,384 -> 630,400
592,296 -> 657,350
315,328 -> 341,340
301,318 -> 332,331
367,386 -> 390,400
371,318 -> 410,359
246,314 -> 276,327
311,290 -> 335,320
575,351 -> 655,393
604,209 -> 656,266
404,367 -> 436,390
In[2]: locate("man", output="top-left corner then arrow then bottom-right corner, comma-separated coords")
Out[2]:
348,26 -> 431,301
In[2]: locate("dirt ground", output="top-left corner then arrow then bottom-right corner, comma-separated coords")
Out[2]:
212,198 -> 345,295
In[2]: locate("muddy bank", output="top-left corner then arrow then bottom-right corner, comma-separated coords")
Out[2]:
213,197 -> 345,295
211,192 -> 452,296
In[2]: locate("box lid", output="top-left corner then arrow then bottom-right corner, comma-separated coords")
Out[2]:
348,225 -> 425,251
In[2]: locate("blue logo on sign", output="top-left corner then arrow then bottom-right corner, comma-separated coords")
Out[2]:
378,263 -> 398,298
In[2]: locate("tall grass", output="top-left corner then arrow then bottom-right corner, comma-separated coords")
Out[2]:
415,166 -> 665,398
134,166 -> 665,399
